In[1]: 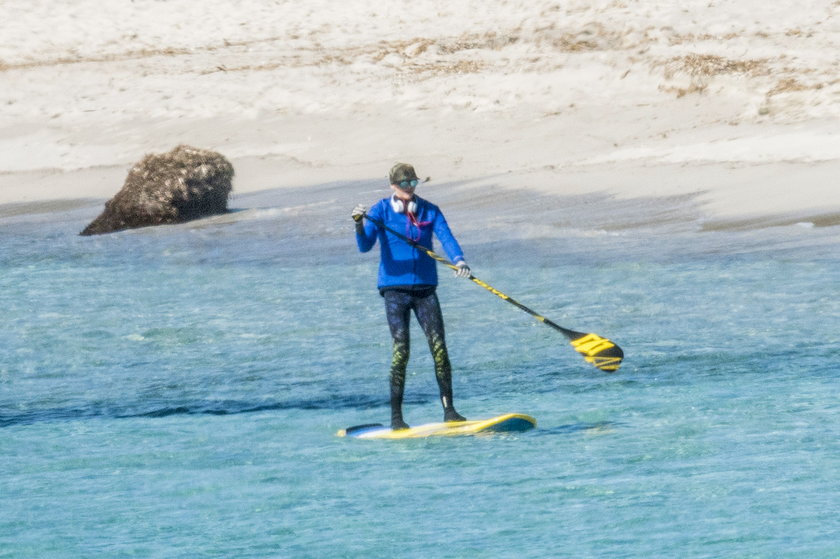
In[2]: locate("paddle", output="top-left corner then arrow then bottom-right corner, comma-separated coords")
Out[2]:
360,212 -> 624,372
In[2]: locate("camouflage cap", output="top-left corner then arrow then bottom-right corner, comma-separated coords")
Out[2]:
389,162 -> 419,184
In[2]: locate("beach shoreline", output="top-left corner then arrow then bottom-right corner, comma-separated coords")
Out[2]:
3,113 -> 838,230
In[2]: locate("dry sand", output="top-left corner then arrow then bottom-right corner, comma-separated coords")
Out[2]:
2,0 -> 838,228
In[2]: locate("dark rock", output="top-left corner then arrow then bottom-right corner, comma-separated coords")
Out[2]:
80,145 -> 234,235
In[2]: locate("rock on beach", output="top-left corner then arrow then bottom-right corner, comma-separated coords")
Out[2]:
80,145 -> 234,236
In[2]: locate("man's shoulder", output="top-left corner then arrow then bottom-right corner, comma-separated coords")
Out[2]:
416,196 -> 441,213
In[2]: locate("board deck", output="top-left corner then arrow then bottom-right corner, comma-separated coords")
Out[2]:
337,413 -> 536,439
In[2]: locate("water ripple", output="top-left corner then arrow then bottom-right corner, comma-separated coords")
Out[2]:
0,394 -> 388,428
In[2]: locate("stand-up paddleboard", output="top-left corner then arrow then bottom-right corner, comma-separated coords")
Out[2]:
337,413 -> 536,439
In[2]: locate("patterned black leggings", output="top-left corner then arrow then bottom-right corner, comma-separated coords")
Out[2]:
383,289 -> 454,421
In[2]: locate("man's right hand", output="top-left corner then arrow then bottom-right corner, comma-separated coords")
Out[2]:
351,204 -> 367,222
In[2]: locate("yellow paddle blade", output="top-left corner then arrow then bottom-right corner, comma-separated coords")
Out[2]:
569,333 -> 624,372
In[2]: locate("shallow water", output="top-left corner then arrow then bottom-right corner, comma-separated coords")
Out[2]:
2,183 -> 839,558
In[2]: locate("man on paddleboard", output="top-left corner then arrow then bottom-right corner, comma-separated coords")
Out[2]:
352,162 -> 471,430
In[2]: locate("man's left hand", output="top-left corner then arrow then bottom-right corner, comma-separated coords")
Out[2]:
454,261 -> 471,279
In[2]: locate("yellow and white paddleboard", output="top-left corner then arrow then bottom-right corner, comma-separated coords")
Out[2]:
337,413 -> 536,439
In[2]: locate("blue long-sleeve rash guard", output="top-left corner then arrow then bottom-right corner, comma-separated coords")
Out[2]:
356,196 -> 465,291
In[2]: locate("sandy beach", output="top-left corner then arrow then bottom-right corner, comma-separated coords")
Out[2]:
2,0 -> 839,228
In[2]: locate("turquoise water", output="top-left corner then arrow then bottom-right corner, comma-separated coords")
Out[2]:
2,182 -> 839,558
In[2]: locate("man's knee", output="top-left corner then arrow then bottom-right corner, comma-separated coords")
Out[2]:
391,339 -> 410,367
